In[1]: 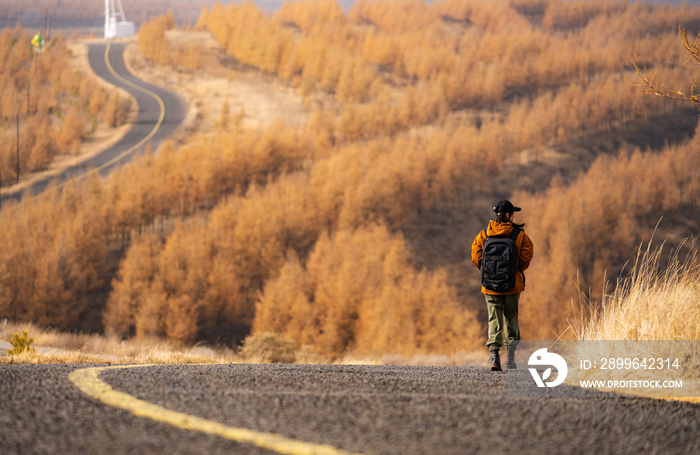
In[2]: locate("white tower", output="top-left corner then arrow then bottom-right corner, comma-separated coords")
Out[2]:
105,0 -> 134,39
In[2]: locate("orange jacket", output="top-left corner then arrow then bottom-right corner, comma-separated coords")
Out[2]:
471,220 -> 534,295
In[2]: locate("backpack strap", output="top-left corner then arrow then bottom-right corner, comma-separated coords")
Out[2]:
510,227 -> 522,272
508,227 -> 521,241
484,225 -> 490,239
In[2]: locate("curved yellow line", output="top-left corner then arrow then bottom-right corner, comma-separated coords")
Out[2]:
95,42 -> 166,172
59,42 -> 166,187
69,365 -> 361,455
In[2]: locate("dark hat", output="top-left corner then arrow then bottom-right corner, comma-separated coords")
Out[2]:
493,199 -> 521,214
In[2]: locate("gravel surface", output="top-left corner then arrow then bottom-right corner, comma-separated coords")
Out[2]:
1,364 -> 699,454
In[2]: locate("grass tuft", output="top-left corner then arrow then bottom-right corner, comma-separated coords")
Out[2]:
577,239 -> 700,341
239,332 -> 297,364
7,330 -> 35,355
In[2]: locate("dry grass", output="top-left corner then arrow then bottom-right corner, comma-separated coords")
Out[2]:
238,332 -> 486,366
352,351 -> 487,367
0,322 -> 236,364
577,239 -> 700,341
0,322 -> 486,367
566,239 -> 700,401
0,348 -> 232,365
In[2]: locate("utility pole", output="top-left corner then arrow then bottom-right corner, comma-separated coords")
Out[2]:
16,113 -> 20,184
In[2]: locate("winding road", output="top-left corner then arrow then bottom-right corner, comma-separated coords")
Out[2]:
1,42 -> 186,204
0,363 -> 698,454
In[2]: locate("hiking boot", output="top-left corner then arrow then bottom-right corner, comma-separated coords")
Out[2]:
506,347 -> 517,370
490,350 -> 502,371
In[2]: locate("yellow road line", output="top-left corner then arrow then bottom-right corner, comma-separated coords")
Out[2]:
56,43 -> 165,188
69,365 -> 362,455
93,43 -> 166,173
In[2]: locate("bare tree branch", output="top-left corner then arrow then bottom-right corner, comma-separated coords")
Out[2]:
630,26 -> 700,106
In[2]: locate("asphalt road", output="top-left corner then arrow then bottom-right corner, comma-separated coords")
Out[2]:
0,364 -> 698,454
1,42 -> 186,204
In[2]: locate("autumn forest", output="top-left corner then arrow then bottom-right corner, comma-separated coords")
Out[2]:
2,0 -> 700,358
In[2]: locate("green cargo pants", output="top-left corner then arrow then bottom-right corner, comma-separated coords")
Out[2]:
485,293 -> 521,351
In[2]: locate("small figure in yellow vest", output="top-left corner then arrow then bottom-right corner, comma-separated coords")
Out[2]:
31,32 -> 44,50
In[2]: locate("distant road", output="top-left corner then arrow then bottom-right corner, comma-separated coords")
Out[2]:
0,364 -> 698,454
1,42 -> 186,205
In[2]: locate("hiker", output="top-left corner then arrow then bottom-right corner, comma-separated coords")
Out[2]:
471,200 -> 534,371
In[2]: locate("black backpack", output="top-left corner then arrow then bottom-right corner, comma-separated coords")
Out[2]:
480,226 -> 521,293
